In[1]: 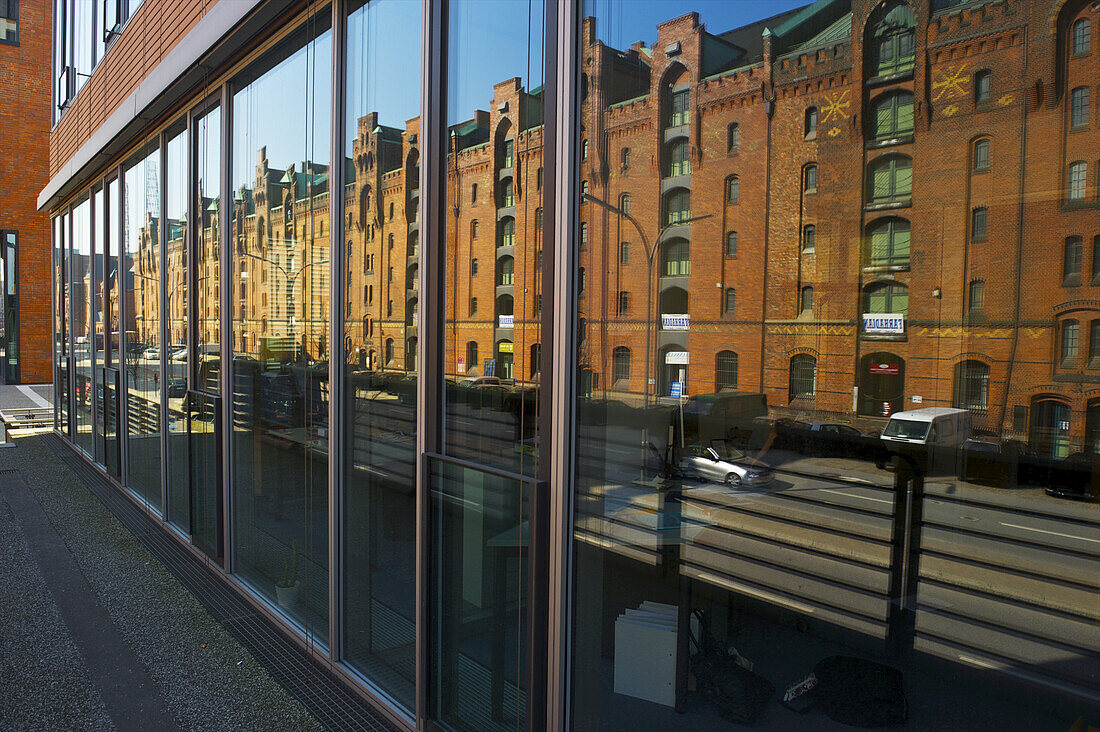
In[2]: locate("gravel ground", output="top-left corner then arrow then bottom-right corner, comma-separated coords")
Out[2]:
0,436 -> 324,732
0,497 -> 114,731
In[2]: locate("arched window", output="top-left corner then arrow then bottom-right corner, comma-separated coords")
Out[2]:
726,176 -> 740,204
805,107 -> 818,138
621,147 -> 631,170
974,70 -> 992,104
580,222 -> 588,249
406,337 -> 418,370
1093,236 -> 1100,284
724,287 -> 736,316
667,139 -> 690,177
800,286 -> 814,313
619,241 -> 629,263
954,360 -> 990,411
973,138 -> 990,171
496,294 -> 514,317
467,341 -> 479,372
530,343 -> 541,377
716,351 -> 738,391
617,291 -> 630,315
968,279 -> 985,313
619,193 -> 632,215
502,137 -> 514,168
665,189 -> 691,224
582,139 -> 588,160
870,91 -> 914,140
1072,18 -> 1091,56
612,346 -> 631,383
1090,321 -> 1100,366
1065,236 -> 1083,281
669,87 -> 689,127
362,316 -> 372,338
804,164 -> 818,192
497,256 -> 514,285
469,297 -> 478,315
728,122 -> 740,151
471,220 -> 479,238
471,258 -> 479,276
1070,87 -> 1090,129
1067,162 -> 1087,201
663,239 -> 690,276
971,207 -> 988,242
789,355 -> 817,400
500,217 -> 515,246
864,281 -> 908,316
867,155 -> 912,203
726,231 -> 738,257
803,225 -> 816,251
868,1 -> 916,77
499,178 -> 514,208
1061,320 -> 1080,365
385,338 -> 394,364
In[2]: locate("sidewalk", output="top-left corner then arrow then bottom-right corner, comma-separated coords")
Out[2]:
0,432 -> 349,731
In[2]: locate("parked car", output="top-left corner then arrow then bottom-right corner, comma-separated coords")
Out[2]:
678,444 -> 774,488
166,378 -> 186,399
958,437 -> 1032,487
1043,452 -> 1100,502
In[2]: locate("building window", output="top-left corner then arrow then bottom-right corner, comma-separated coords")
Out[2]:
503,138 -> 514,168
621,148 -> 630,170
582,139 -> 588,160
472,220 -> 479,238
968,279 -> 985,313
1062,320 -> 1080,365
619,241 -> 629,264
802,225 -> 816,252
471,258 -> 479,276
800,286 -> 814,314
536,167 -> 543,190
580,180 -> 588,200
789,355 -> 817,400
0,0 -> 18,45
667,139 -> 690,177
805,107 -> 818,138
580,222 -> 588,250
724,287 -> 736,316
726,176 -> 739,204
665,189 -> 691,224
804,164 -> 818,192
868,155 -> 912,204
1070,87 -> 1090,129
500,178 -> 514,207
612,347 -> 631,383
870,91 -> 914,140
500,217 -> 515,246
864,281 -> 908,317
385,338 -> 395,364
1072,18 -> 1091,56
715,351 -> 738,391
728,122 -> 740,151
866,217 -> 911,268
535,208 -> 542,234
725,231 -> 738,258
497,256 -> 514,285
1065,236 -> 1083,282
1091,321 -> 1100,367
973,138 -> 990,171
469,297 -> 477,316
868,1 -> 916,77
579,267 -> 586,294
617,291 -> 629,315
663,239 -> 690,276
971,207 -> 988,242
467,341 -> 478,371
1068,161 -> 1087,201
387,300 -> 394,316
1093,236 -> 1100,284
954,360 -> 990,412
669,88 -> 689,127
974,70 -> 992,104
619,193 -> 632,215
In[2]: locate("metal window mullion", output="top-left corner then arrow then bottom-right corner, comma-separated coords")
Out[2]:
159,130 -> 170,522
545,2 -> 580,729
220,82 -> 234,574
416,0 -> 445,724
118,162 -> 130,488
328,0 -> 347,664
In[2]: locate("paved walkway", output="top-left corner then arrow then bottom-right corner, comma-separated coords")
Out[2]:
0,432 -> 325,731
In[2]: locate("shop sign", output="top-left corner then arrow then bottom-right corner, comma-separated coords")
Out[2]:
862,313 -> 904,334
869,362 -> 900,375
661,314 -> 690,330
498,342 -> 514,353
498,315 -> 514,328
665,351 -> 689,365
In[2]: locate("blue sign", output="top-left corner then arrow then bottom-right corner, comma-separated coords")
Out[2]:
670,382 -> 684,398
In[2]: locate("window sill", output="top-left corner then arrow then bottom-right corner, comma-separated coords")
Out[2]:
805,132 -> 817,142
865,199 -> 912,212
1063,276 -> 1082,287
972,166 -> 989,175
866,70 -> 914,88
971,236 -> 988,244
863,263 -> 910,273
861,333 -> 908,342
804,187 -> 818,195
866,135 -> 914,150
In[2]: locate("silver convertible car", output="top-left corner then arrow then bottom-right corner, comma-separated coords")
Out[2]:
679,444 -> 775,488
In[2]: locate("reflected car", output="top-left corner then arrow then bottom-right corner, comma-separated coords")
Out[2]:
1043,452 -> 1100,502
959,437 -> 1030,487
166,378 -> 186,399
678,444 -> 774,488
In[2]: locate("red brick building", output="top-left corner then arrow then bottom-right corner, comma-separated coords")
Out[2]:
0,0 -> 52,383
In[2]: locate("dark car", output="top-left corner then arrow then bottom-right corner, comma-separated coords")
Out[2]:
1043,452 -> 1100,502
959,437 -> 1031,487
166,377 -> 186,398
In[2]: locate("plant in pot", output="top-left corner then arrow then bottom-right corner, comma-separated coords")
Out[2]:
275,540 -> 302,609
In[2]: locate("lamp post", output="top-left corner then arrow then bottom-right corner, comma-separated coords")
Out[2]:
240,249 -> 330,361
581,193 -> 709,407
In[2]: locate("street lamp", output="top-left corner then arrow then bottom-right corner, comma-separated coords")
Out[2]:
240,249 -> 330,361
581,193 -> 710,407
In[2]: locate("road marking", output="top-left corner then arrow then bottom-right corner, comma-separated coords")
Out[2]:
17,386 -> 51,409
820,488 -> 892,505
999,522 -> 1100,545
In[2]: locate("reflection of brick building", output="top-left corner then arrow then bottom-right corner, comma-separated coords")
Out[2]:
128,0 -> 1099,457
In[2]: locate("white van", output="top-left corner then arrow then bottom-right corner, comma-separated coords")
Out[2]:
881,407 -> 972,447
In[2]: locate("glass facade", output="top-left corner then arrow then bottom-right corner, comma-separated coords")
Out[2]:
50,1 -> 1100,730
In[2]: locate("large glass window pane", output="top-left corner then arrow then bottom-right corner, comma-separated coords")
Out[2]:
230,15 -> 332,644
165,119 -> 189,532
55,214 -> 69,433
124,141 -> 162,510
341,0 -> 421,711
195,106 -> 220,392
72,196 -> 93,455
